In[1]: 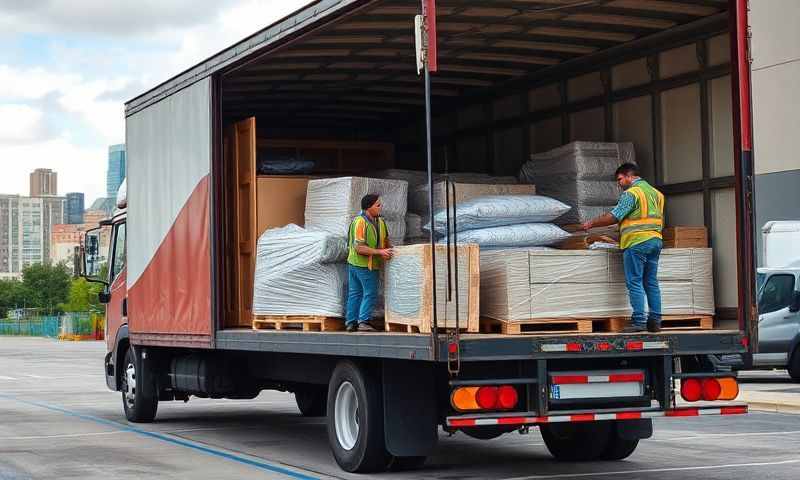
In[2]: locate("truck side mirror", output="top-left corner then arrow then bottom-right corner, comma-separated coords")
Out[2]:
790,291 -> 800,313
98,291 -> 111,304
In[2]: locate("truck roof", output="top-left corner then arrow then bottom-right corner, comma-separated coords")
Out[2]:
125,0 -> 728,119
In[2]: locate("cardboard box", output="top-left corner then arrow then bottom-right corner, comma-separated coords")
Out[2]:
663,226 -> 708,248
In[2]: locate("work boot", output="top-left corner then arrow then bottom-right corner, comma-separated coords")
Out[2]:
346,323 -> 357,333
647,318 -> 661,333
357,322 -> 377,332
622,324 -> 646,333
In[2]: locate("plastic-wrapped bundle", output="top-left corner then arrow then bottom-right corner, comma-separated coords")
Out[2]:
518,142 -> 634,225
405,212 -> 424,241
370,169 -> 430,189
252,224 -> 348,317
427,195 -> 570,233
409,181 -> 535,215
305,176 -> 408,245
442,223 -> 570,249
256,159 -> 315,175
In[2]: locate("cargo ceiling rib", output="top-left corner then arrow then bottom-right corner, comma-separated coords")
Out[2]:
219,0 -> 728,129
125,0 -> 376,117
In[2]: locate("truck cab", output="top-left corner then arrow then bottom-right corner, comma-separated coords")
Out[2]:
81,181 -> 128,391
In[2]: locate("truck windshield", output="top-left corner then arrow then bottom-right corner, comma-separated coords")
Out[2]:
756,272 -> 766,293
758,274 -> 795,315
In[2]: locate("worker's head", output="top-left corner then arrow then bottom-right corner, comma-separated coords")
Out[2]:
615,163 -> 640,190
361,193 -> 382,217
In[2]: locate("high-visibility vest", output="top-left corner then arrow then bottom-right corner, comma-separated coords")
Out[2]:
347,214 -> 388,270
619,180 -> 665,250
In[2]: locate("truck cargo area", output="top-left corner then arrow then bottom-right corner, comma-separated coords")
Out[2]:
213,0 -> 745,344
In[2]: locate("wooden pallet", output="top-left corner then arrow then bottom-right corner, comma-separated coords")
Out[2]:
385,321 -> 422,334
252,315 -> 344,332
592,315 -> 714,332
480,317 -> 593,335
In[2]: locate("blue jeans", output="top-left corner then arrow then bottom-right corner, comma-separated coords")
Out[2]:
346,265 -> 379,325
623,238 -> 663,326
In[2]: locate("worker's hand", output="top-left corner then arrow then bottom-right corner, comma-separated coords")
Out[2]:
581,221 -> 593,231
379,248 -> 394,260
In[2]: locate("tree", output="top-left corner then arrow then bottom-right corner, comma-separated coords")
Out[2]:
20,263 -> 71,313
0,279 -> 28,318
61,277 -> 105,313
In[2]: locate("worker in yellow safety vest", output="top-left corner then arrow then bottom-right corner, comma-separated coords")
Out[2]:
345,193 -> 394,332
582,163 -> 665,333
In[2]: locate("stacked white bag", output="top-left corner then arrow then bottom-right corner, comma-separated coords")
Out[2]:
425,195 -> 571,249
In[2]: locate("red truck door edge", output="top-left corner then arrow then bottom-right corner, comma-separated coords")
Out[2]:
730,0 -> 758,353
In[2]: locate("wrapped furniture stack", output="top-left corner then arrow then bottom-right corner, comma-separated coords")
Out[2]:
480,248 -> 714,333
518,141 -> 636,225
304,176 -> 409,246
384,243 -> 480,332
252,224 -> 348,330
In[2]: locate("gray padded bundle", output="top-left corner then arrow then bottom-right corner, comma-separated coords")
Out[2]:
252,224 -> 348,317
304,176 -> 408,246
441,224 -> 570,249
409,181 -> 533,216
518,141 -> 635,225
427,195 -> 570,233
405,212 -> 425,241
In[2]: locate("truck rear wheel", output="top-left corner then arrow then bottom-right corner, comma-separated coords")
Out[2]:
600,422 -> 640,460
540,421 -> 612,461
295,387 -> 327,417
326,361 -> 390,473
121,347 -> 158,423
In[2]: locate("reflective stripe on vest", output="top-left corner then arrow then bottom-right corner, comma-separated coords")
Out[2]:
347,215 -> 387,270
619,181 -> 664,250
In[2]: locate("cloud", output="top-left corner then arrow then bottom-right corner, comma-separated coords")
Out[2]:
0,137 -> 107,203
0,104 -> 50,144
0,0 -> 227,38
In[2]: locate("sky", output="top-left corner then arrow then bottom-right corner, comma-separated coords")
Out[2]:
0,0 -> 310,206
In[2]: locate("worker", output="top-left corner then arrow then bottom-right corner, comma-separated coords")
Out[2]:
582,163 -> 665,333
346,193 -> 394,332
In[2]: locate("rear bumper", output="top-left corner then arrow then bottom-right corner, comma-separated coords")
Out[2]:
447,404 -> 748,428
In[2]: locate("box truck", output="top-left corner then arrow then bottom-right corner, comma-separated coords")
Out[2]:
81,0 -> 763,472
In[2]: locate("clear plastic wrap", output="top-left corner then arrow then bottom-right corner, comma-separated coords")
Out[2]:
518,141 -> 635,225
405,212 -> 424,241
304,176 -> 408,245
427,195 -> 570,233
409,181 -> 535,215
441,223 -> 570,249
480,248 -> 715,320
252,224 -> 348,317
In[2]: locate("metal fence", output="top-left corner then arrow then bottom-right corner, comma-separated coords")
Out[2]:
0,312 -> 104,340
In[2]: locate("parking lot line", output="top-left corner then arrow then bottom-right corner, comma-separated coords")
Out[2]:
0,393 -> 322,480
499,458 -> 800,480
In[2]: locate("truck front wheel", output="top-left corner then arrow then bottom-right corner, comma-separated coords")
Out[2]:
121,347 -> 158,423
326,361 -> 390,473
540,421 -> 612,461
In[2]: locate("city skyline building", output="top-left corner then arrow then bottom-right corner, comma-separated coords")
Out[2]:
30,168 -> 58,197
65,193 -> 85,224
107,144 -> 126,199
0,194 -> 65,279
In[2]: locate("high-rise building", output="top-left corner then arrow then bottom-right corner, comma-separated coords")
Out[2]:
0,194 -> 65,278
30,168 -> 58,197
107,144 -> 126,198
65,193 -> 85,224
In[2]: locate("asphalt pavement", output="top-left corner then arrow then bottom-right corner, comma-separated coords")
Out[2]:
1,337 -> 800,480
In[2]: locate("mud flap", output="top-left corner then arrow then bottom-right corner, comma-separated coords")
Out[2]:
382,360 -> 438,457
616,418 -> 653,440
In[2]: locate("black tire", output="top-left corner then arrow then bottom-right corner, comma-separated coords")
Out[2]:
600,422 -> 640,460
388,456 -> 427,471
295,387 -> 327,417
120,347 -> 158,423
463,425 -> 516,440
326,361 -> 390,473
540,421 -> 612,462
789,346 -> 800,382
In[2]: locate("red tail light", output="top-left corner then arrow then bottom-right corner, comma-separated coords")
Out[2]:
701,378 -> 722,401
497,386 -> 518,409
475,387 -> 498,409
681,378 -> 702,402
